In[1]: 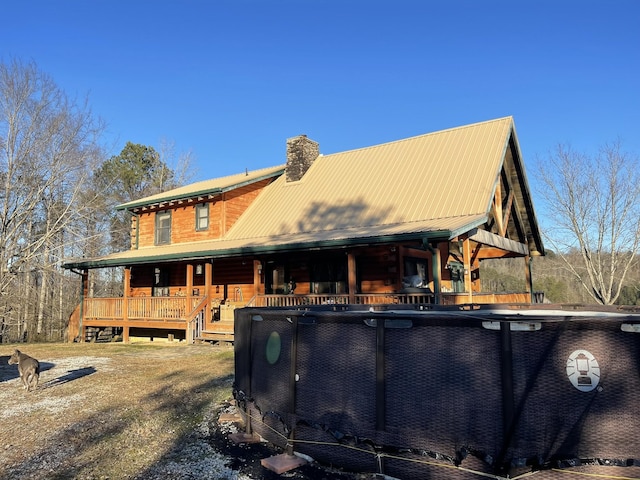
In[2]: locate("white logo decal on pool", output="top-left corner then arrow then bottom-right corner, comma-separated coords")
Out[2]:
566,349 -> 600,392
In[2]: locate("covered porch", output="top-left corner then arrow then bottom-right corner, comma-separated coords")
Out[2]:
67,233 -> 542,343
69,290 -> 539,344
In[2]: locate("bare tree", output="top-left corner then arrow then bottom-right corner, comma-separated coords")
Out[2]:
0,58 -> 104,340
157,137 -> 197,187
535,142 -> 640,304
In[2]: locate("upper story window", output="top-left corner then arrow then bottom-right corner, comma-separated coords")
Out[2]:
155,211 -> 172,245
195,203 -> 209,231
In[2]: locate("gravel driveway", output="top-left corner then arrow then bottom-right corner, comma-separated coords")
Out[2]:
0,342 -> 362,480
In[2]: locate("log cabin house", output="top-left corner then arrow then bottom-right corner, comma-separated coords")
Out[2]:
63,117 -> 545,343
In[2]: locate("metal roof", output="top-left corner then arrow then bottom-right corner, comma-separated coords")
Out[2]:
116,165 -> 285,210
227,117 -> 512,241
64,215 -> 487,268
64,117 -> 543,269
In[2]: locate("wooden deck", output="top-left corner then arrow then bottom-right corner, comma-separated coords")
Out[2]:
71,291 -> 539,343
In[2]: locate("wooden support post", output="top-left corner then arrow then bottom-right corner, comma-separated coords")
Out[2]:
79,269 -> 88,342
525,254 -> 534,303
253,260 -> 262,297
463,237 -> 473,303
186,263 -> 194,298
347,252 -> 357,304
205,262 -> 213,323
430,243 -> 442,304
123,267 -> 131,343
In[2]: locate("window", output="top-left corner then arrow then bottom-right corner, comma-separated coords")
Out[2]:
266,264 -> 287,294
403,257 -> 428,287
264,262 -> 296,294
195,203 -> 209,231
155,211 -> 171,245
310,258 -> 346,294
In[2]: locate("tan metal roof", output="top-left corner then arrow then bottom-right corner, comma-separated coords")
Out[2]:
227,117 -> 512,240
117,164 -> 285,210
65,116 -> 542,269
68,214 -> 487,267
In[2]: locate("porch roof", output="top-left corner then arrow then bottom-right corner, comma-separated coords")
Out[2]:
63,214 -> 486,268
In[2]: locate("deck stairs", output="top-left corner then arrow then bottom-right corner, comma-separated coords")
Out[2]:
197,302 -> 238,344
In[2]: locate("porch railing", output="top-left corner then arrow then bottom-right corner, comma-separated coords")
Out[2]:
81,292 -> 540,324
253,294 -> 350,307
83,296 -> 206,321
249,291 -> 538,307
186,296 -> 209,343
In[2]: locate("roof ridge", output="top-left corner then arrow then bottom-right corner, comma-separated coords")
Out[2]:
321,116 -> 513,157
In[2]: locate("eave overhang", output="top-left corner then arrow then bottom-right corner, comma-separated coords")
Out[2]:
62,230 -> 453,269
116,168 -> 285,212
63,213 -> 491,270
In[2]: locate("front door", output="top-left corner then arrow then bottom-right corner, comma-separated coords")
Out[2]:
449,261 -> 465,293
153,267 -> 169,296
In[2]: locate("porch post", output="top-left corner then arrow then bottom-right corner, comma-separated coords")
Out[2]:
123,267 -> 131,343
525,254 -> 533,303
186,264 -> 194,297
79,269 -> 88,342
347,252 -> 357,304
205,262 -> 212,323
186,264 -> 194,342
426,241 -> 442,304
253,260 -> 262,297
463,237 -> 473,303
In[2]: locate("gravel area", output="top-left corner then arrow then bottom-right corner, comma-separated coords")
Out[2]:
0,343 -> 364,480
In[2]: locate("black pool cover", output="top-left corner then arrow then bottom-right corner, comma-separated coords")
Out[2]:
233,304 -> 640,479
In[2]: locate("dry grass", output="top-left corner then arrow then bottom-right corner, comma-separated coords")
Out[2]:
0,341 -> 235,480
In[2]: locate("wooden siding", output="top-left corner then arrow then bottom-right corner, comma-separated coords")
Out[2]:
131,178 -> 273,249
222,179 -> 271,234
137,211 -> 156,247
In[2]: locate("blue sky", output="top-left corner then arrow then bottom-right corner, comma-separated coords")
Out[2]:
2,0 -> 639,185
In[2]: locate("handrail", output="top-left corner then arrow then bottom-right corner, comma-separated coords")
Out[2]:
245,295 -> 257,307
186,296 -> 209,344
185,296 -> 209,322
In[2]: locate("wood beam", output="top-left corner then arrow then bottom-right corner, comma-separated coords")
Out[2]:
186,264 -> 194,297
348,252 -> 357,303
123,267 -> 130,342
253,260 -> 262,297
501,190 -> 515,236
493,181 -> 503,235
205,262 -> 213,323
499,163 -> 528,242
463,237 -> 472,302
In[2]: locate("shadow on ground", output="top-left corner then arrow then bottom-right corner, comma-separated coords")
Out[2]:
0,356 -> 55,383
40,367 -> 97,389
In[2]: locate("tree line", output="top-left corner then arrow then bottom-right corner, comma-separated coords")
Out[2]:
483,251 -> 640,306
0,59 -> 193,342
2,59 -> 639,342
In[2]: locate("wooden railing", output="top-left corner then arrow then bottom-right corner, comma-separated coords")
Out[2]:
73,292 -> 542,343
83,296 -> 206,321
186,296 -> 209,343
83,292 -> 539,322
439,292 -> 537,304
253,294 -> 350,307
250,291 -> 539,307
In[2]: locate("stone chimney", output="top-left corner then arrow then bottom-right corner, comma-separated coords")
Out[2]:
286,135 -> 319,182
